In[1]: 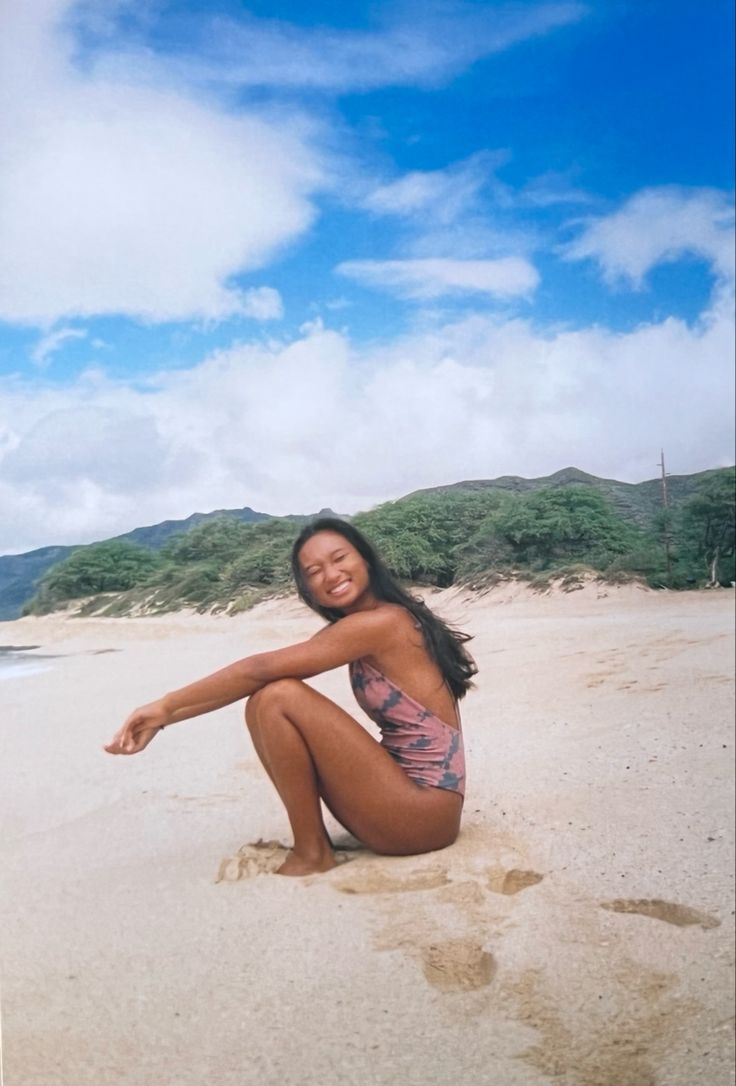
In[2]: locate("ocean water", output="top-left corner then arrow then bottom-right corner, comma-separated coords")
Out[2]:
0,646 -> 58,681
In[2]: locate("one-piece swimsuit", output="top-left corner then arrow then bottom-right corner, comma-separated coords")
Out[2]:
349,657 -> 466,798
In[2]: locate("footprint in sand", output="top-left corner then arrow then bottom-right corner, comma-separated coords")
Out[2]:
421,940 -> 497,992
600,898 -> 720,930
334,867 -> 450,895
215,839 -> 289,881
336,862 -> 541,951
487,868 -> 544,895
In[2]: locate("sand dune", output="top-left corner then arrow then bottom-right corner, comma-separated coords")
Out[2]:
1,586 -> 733,1085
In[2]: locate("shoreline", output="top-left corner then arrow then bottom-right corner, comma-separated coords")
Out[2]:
0,646 -> 63,681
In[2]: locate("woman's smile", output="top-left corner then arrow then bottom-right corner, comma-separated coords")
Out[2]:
328,579 -> 352,597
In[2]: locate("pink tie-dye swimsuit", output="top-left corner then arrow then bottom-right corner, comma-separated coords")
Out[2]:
349,657 -> 466,798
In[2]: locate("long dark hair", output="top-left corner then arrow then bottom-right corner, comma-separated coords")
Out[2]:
291,517 -> 477,700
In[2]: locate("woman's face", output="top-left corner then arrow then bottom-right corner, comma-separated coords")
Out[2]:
297,530 -> 373,611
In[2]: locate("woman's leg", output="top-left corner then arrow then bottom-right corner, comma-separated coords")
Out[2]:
245,678 -> 462,876
245,689 -> 335,875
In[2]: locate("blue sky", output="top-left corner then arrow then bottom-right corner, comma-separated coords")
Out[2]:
0,0 -> 733,554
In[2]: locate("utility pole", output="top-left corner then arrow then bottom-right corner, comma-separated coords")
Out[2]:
658,449 -> 672,577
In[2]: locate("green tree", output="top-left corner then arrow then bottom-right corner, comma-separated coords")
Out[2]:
678,471 -> 736,586
161,517 -> 255,563
355,491 -> 507,585
221,520 -> 295,588
146,517 -> 297,609
27,540 -> 161,612
458,486 -> 637,574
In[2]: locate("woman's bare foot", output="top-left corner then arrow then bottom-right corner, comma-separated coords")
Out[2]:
276,848 -> 337,877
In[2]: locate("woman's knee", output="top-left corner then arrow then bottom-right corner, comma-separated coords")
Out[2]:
245,678 -> 305,724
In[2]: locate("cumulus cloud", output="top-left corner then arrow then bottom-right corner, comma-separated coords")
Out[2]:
337,257 -> 539,299
1,292 -> 732,554
563,186 -> 735,287
0,3 -> 323,326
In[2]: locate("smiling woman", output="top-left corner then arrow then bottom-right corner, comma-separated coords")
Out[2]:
105,517 -> 477,875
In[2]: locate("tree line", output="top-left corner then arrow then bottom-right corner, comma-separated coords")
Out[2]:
25,469 -> 735,615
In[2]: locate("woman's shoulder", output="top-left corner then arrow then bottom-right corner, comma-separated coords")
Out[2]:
311,603 -> 408,643
371,602 -> 421,634
359,605 -> 425,662
333,601 -> 411,625
333,603 -> 418,649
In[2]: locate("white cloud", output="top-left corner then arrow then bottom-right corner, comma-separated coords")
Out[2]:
0,3 -> 324,326
357,151 -> 542,267
363,152 -> 505,222
91,2 -> 587,93
31,327 -> 88,368
337,257 -> 539,299
241,287 -> 284,321
1,290 -> 732,554
563,186 -> 735,287
517,170 -> 594,208
366,172 -> 457,216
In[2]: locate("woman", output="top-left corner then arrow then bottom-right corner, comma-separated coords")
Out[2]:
105,518 -> 477,876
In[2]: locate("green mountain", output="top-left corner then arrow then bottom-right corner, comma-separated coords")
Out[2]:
0,505 -> 272,620
407,466 -> 726,528
0,546 -> 72,620
3,466 -> 733,620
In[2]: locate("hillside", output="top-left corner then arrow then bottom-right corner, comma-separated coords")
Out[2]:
0,546 -> 72,620
407,466 -> 726,528
4,466 -> 734,619
0,505 -> 272,620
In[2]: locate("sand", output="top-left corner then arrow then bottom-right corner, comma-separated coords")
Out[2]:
1,584 -> 734,1086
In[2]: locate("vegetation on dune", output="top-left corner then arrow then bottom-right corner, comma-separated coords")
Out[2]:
455,487 -> 636,577
24,467 -> 735,616
352,491 -> 506,586
24,518 -> 298,616
678,471 -> 736,587
154,518 -> 296,609
27,541 -> 163,614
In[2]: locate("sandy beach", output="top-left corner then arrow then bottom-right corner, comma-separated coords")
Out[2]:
1,584 -> 734,1086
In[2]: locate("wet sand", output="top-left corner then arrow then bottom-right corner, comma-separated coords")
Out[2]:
1,584 -> 734,1085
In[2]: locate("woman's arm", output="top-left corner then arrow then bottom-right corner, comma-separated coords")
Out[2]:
104,608 -> 396,755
